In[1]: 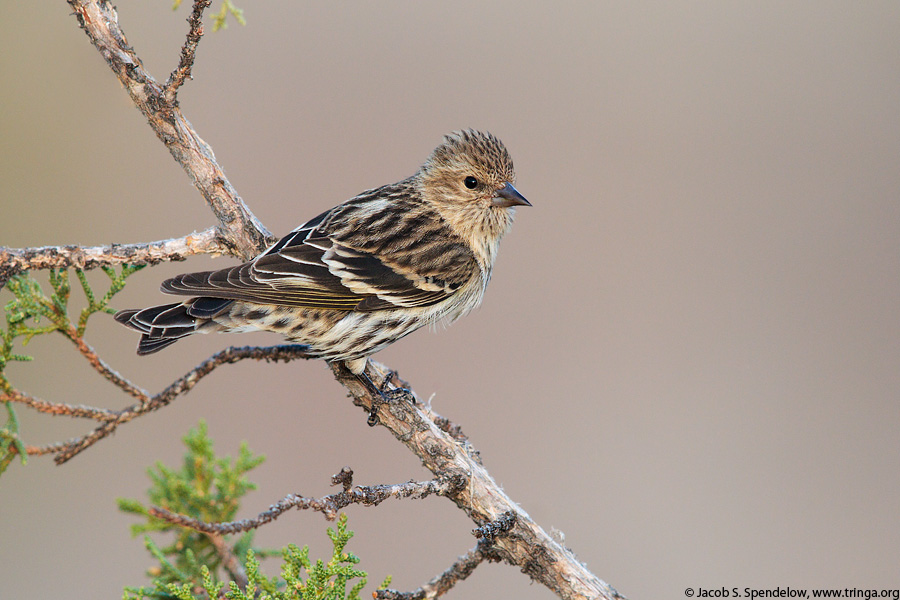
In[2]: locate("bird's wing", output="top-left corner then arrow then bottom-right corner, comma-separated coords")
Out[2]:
160,198 -> 478,312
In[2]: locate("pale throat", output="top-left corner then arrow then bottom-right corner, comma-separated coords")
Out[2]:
454,203 -> 514,271
417,176 -> 514,269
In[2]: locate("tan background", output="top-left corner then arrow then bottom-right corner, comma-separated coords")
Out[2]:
2,2 -> 899,599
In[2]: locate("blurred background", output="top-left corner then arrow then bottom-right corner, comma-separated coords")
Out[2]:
1,2 -> 899,599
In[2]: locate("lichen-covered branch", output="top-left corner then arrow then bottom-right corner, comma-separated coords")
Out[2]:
376,543 -> 492,600
164,0 -> 211,103
472,510 -> 517,542
333,361 -> 626,600
375,510 -> 523,600
67,0 -> 274,259
0,228 -> 227,287
65,326 -> 150,401
149,468 -> 466,533
11,345 -> 309,464
3,388 -> 116,421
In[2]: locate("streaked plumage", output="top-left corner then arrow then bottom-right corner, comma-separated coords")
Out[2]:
115,130 -> 529,378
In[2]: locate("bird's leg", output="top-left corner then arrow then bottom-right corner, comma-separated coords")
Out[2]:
353,365 -> 415,427
356,370 -> 386,427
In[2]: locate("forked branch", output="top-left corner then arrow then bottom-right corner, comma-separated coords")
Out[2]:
67,0 -> 274,259
148,468 -> 466,532
332,361 -> 626,600
5,345 -> 310,464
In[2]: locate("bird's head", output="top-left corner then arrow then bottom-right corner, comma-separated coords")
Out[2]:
417,130 -> 530,257
419,129 -> 530,213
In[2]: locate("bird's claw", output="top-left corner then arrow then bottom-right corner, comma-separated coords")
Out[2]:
380,370 -> 415,403
361,369 -> 415,426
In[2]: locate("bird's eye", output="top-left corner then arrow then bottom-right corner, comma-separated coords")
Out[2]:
464,176 -> 478,189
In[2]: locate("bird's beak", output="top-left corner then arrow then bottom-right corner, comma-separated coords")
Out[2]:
492,182 -> 531,208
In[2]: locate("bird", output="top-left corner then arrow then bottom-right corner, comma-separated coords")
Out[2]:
115,130 -> 529,418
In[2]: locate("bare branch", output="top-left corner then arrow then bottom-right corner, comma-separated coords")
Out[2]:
2,388 -> 116,421
67,0 -> 274,259
376,543 -> 492,600
24,440 -> 71,457
207,531 -> 249,590
163,0 -> 212,103
332,361 -> 627,600
65,328 -> 149,402
0,228 -> 227,286
47,345 -> 310,464
148,470 -> 466,534
375,512 -> 519,600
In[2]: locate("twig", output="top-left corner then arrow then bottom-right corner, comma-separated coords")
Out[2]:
65,328 -> 149,402
331,465 -> 354,491
375,543 -> 493,600
4,343 -> 307,458
2,388 -> 116,421
24,441 -> 71,457
208,531 -> 249,590
0,228 -> 227,288
148,471 -> 466,533
376,510 -> 517,599
163,0 -> 211,103
377,511 -> 520,600
67,0 -> 274,259
48,345 -> 310,464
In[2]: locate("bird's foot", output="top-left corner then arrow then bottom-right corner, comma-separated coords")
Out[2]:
380,369 -> 416,403
357,368 -> 415,426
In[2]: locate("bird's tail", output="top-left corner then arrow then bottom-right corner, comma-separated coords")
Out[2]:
114,297 -> 233,355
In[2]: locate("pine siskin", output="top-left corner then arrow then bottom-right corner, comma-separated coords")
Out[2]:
115,130 -> 529,407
